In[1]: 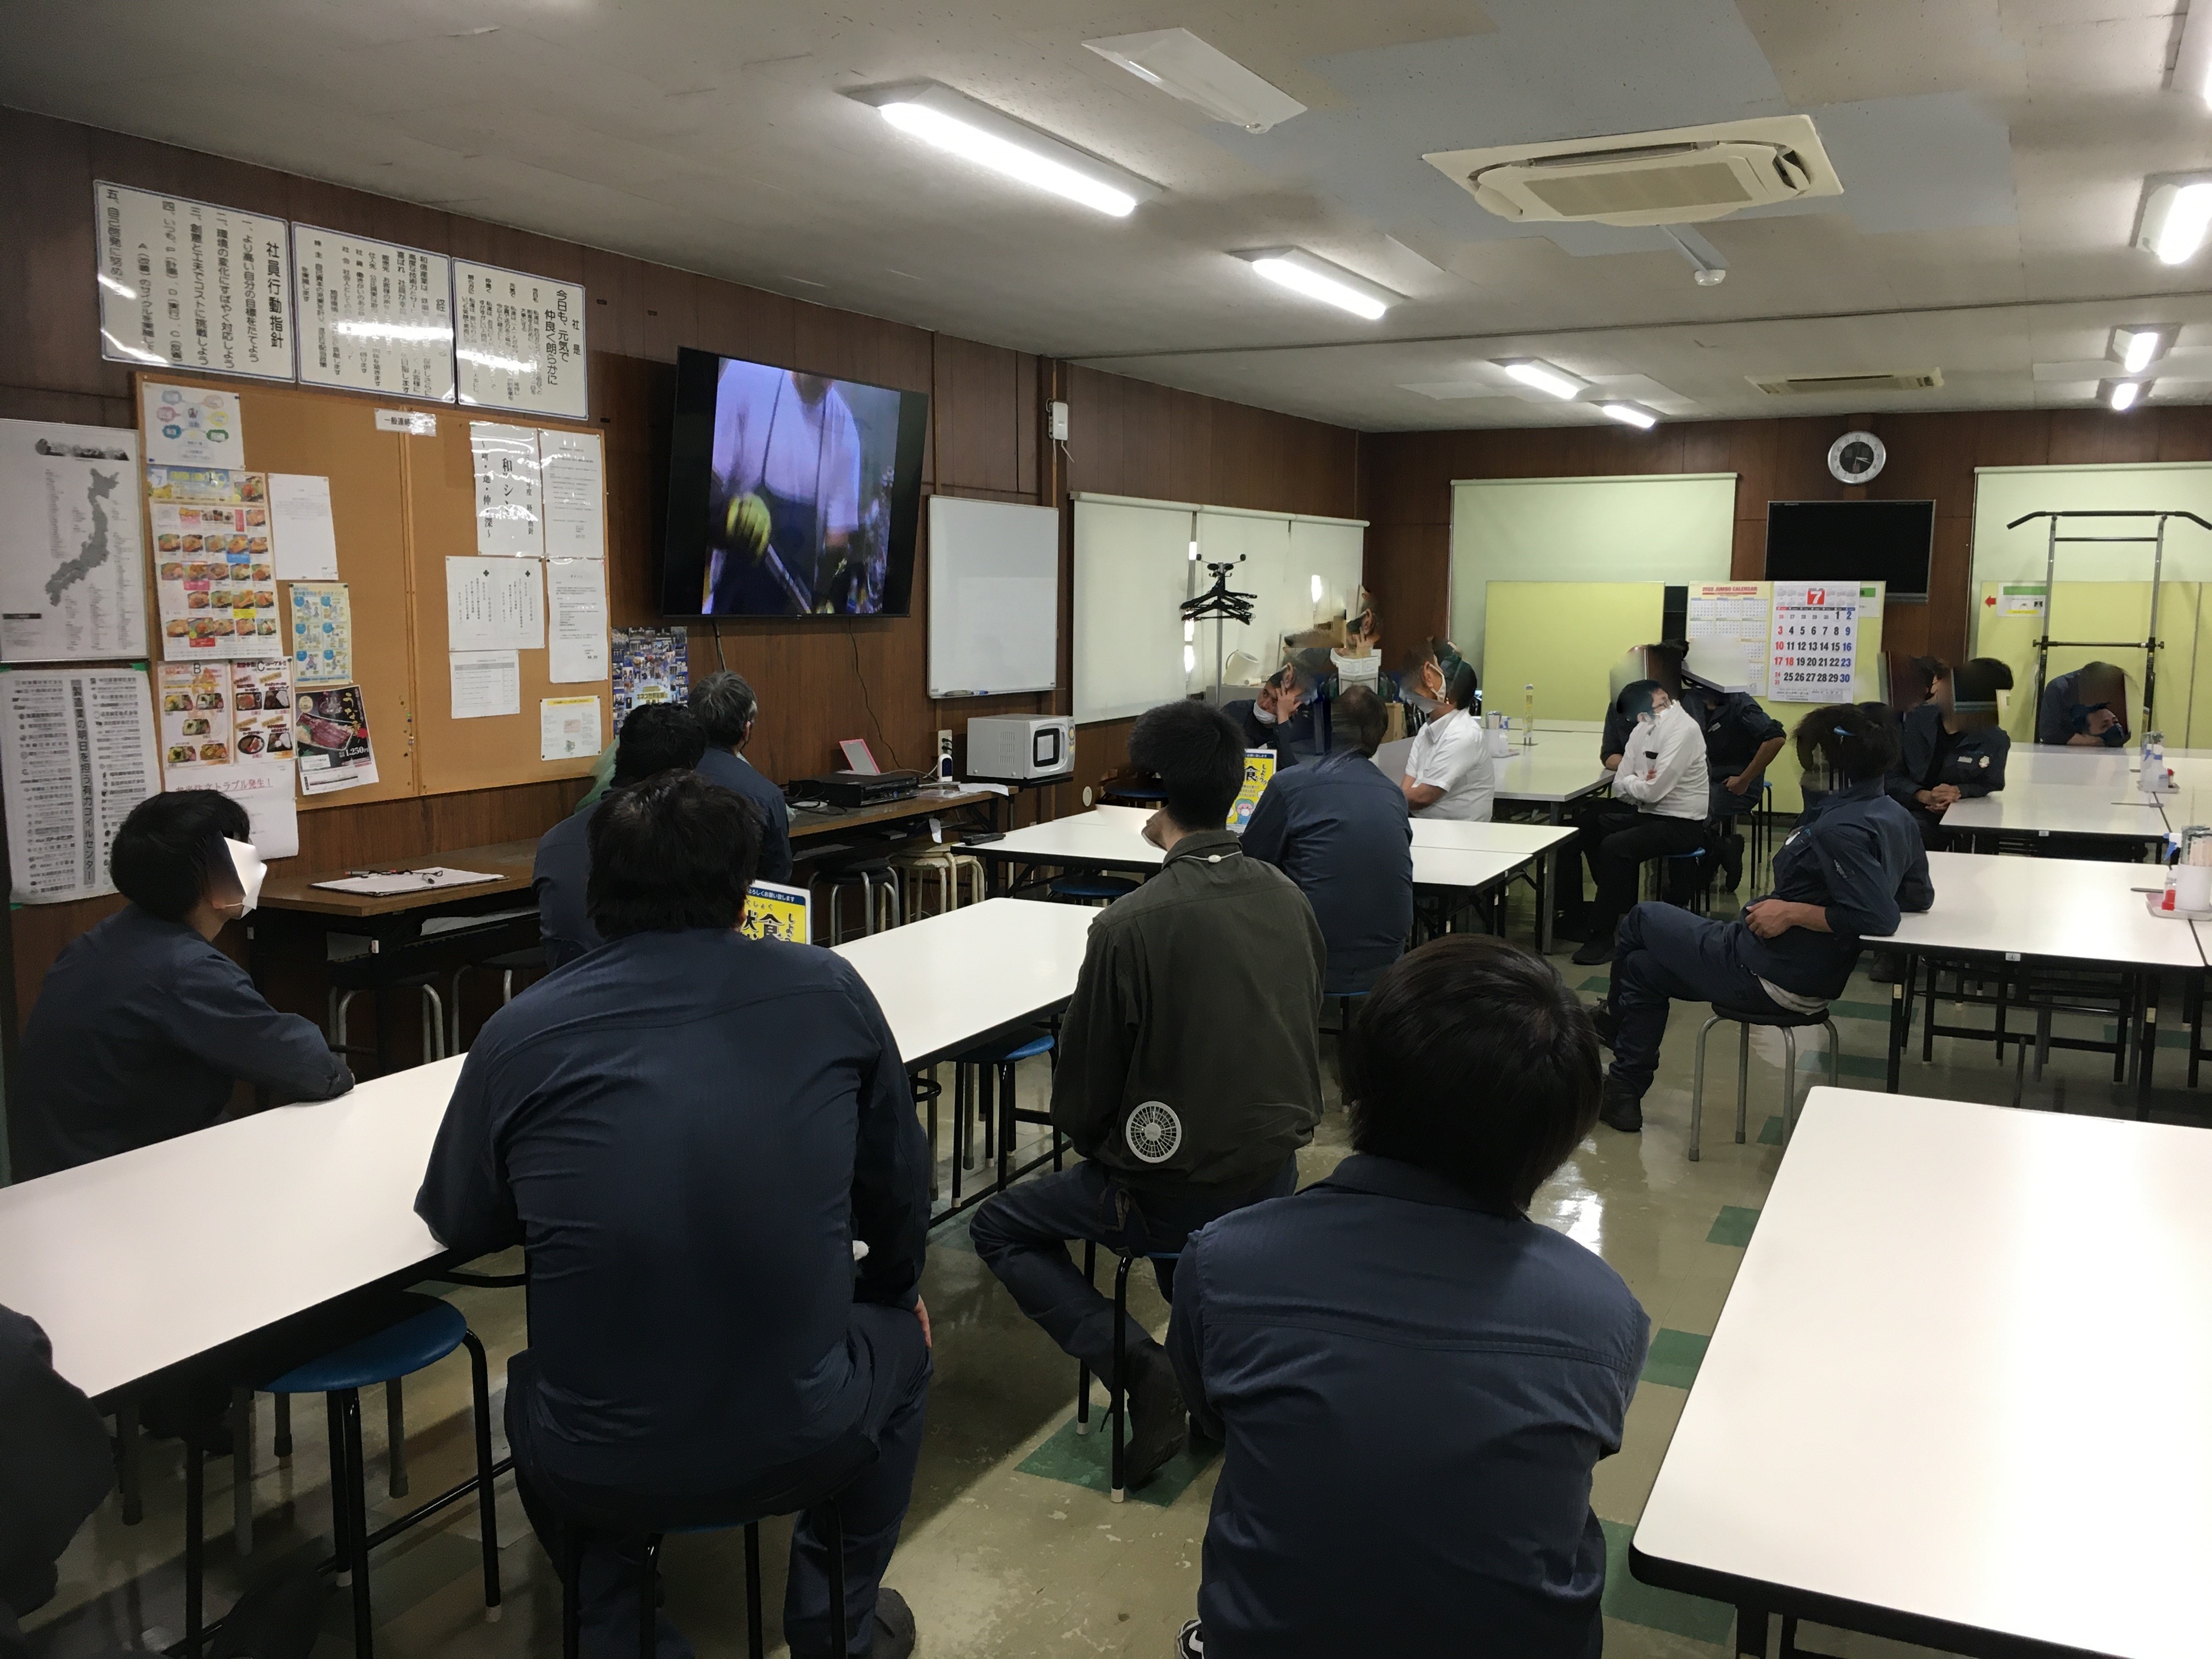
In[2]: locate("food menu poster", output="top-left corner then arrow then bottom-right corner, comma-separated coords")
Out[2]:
153,498 -> 281,660
158,663 -> 294,780
0,667 -> 160,904
98,184 -> 293,382
295,684 -> 377,795
293,224 -> 455,401
453,261 -> 588,420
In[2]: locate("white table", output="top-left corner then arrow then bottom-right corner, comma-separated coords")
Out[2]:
1869,851 -> 2208,1096
1633,1087 -> 2212,1659
1942,775 -> 2180,844
0,899 -> 1095,1401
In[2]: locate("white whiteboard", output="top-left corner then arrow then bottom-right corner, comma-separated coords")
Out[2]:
1074,498 -> 1194,722
927,495 -> 1060,697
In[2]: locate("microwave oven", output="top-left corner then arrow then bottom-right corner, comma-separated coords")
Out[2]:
966,715 -> 1074,781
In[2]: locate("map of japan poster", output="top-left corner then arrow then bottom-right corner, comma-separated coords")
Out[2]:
0,419 -> 148,663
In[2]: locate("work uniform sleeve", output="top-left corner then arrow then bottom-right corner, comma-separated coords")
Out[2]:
1730,696 -> 1786,749
1599,707 -> 1630,761
1049,923 -> 1134,1156
1222,699 -> 1269,752
1883,715 -> 1926,811
0,1305 -> 115,1622
2036,676 -> 2072,744
1957,731 -> 2008,798
1238,775 -> 1292,868
842,970 -> 929,1309
1164,1228 -> 1223,1443
165,950 -> 353,1103
1814,821 -> 1908,939
414,1046 -> 522,1260
1896,833 -> 1936,915
758,794 -> 794,884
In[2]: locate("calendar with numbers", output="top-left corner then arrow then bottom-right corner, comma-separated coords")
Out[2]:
1769,582 -> 1865,701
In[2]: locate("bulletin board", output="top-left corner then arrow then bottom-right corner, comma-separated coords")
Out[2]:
136,374 -> 607,812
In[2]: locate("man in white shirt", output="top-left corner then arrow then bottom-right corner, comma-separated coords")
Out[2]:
706,360 -> 864,615
1401,664 -> 1494,821
1570,681 -> 1709,966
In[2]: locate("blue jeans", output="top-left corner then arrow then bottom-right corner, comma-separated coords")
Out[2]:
971,1158 -> 1297,1388
1606,902 -> 1788,1101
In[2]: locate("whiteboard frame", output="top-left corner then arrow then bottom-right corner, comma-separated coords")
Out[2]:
927,494 -> 1060,698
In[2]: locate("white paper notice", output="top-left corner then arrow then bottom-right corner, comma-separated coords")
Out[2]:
453,261 -> 588,419
470,422 -> 543,557
540,695 -> 602,761
193,760 -> 299,860
548,557 -> 609,682
450,650 -> 522,720
292,225 -> 455,401
447,557 -> 545,651
141,382 -> 245,469
96,183 -> 294,382
0,668 -> 161,904
267,473 -> 340,580
539,430 -> 606,558
0,420 -> 149,663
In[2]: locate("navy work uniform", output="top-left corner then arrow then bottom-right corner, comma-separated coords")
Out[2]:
1240,749 -> 1414,995
1600,682 -> 1784,820
2036,668 -> 2130,747
695,746 -> 794,883
1887,701 -> 2010,843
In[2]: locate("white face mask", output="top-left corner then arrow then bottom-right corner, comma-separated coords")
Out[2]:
223,837 -> 267,916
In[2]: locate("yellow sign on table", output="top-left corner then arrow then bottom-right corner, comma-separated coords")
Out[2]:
740,878 -> 812,944
1227,748 -> 1276,832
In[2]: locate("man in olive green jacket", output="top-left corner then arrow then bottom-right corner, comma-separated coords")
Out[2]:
972,699 -> 1325,1489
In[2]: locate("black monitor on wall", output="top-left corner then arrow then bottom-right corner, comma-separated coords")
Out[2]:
1765,500 -> 1934,600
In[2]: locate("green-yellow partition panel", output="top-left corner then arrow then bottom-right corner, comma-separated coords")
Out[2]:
1483,581 -> 1664,725
1970,581 -> 2202,744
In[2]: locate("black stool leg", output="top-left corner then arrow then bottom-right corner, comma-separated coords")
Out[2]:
326,1393 -> 351,1588
184,1425 -> 206,1657
1110,1252 -> 1134,1503
743,1522 -> 764,1659
117,1402 -> 143,1524
639,1536 -> 661,1659
980,1063 -> 996,1164
341,1389 -> 374,1659
462,1333 -> 501,1615
273,1393 -> 292,1459
820,1503 -> 847,1659
1076,1240 -> 1095,1436
996,1058 -> 1015,1194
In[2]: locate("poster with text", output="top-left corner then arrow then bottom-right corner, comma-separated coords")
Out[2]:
453,261 -> 587,419
147,465 -> 262,504
153,498 -> 280,659
1228,748 -> 1276,832
469,423 -> 543,557
295,684 -> 377,795
611,627 -> 689,733
96,182 -> 294,381
738,879 -> 812,944
230,662 -> 294,764
157,662 -> 233,774
0,419 -> 148,663
287,582 -> 353,686
142,382 -> 245,469
1769,583 -> 1864,703
540,694 -> 602,761
292,225 -> 455,400
1,667 -> 160,904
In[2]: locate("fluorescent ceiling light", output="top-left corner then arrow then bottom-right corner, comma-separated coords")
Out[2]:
1234,249 -> 1397,320
2112,325 -> 2171,374
2103,377 -> 2147,411
2137,178 -> 2212,265
1497,358 -> 1588,399
1598,401 -> 1658,429
853,82 -> 1159,218
1084,29 -> 1306,132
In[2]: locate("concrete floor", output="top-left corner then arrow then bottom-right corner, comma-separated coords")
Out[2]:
26,862 -> 2210,1659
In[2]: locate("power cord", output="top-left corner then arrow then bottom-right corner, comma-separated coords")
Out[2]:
849,622 -> 899,770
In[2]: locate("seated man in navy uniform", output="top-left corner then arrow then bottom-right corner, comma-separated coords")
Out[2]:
1889,657 -> 2013,847
420,772 -> 929,1659
1167,935 -> 1647,1659
689,669 -> 794,883
532,702 -> 708,968
14,791 -> 352,1179
2037,660 -> 2130,747
1240,685 -> 1413,997
1224,662 -> 1330,768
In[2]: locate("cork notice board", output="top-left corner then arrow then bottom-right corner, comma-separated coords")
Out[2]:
138,374 -> 607,810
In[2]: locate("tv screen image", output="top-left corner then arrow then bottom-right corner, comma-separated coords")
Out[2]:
1765,499 -> 1935,599
662,346 -> 929,618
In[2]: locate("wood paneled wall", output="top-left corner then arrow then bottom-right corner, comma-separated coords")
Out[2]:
1361,407 -> 2212,675
0,104 -> 1363,1028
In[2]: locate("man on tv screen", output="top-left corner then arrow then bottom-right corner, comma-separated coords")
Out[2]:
704,360 -> 893,616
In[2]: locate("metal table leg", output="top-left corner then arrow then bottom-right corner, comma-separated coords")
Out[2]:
1886,952 -> 1913,1092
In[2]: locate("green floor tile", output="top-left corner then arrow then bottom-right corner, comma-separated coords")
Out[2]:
1826,998 -> 1893,1023
1707,1205 -> 1759,1247
1757,1114 -> 1785,1145
1639,1329 -> 1709,1390
1578,975 -> 1611,992
1015,1414 -> 1217,1508
1600,1521 -> 1735,1644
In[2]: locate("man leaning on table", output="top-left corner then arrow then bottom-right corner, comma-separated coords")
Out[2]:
420,770 -> 930,1659
14,791 -> 351,1180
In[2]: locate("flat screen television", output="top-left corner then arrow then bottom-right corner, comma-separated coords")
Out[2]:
1764,499 -> 1934,600
662,346 -> 929,618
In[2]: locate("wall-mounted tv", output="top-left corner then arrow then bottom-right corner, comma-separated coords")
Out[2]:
1765,499 -> 1934,600
662,346 -> 929,618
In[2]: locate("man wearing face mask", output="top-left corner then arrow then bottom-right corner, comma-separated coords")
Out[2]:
13,792 -> 352,1179
1889,657 -> 2013,845
1568,680 -> 1711,967
2036,660 -> 2130,748
1225,661 -> 1331,769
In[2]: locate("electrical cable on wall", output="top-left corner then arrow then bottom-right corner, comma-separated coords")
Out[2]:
849,622 -> 899,768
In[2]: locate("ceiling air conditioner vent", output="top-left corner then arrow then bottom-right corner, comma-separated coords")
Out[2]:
1424,116 -> 1840,227
1749,369 -> 1944,397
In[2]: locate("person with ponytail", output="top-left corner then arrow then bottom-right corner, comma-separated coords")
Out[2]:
1588,705 -> 1932,1135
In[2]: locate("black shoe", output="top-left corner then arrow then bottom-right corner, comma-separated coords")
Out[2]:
1589,998 -> 1619,1048
1177,1618 -> 1206,1659
1571,932 -> 1616,966
204,1567 -> 330,1659
1867,954 -> 1901,985
868,1588 -> 917,1659
1123,1344 -> 1189,1491
1551,913 -> 1590,943
1598,1084 -> 1644,1133
1719,831 -> 1745,891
